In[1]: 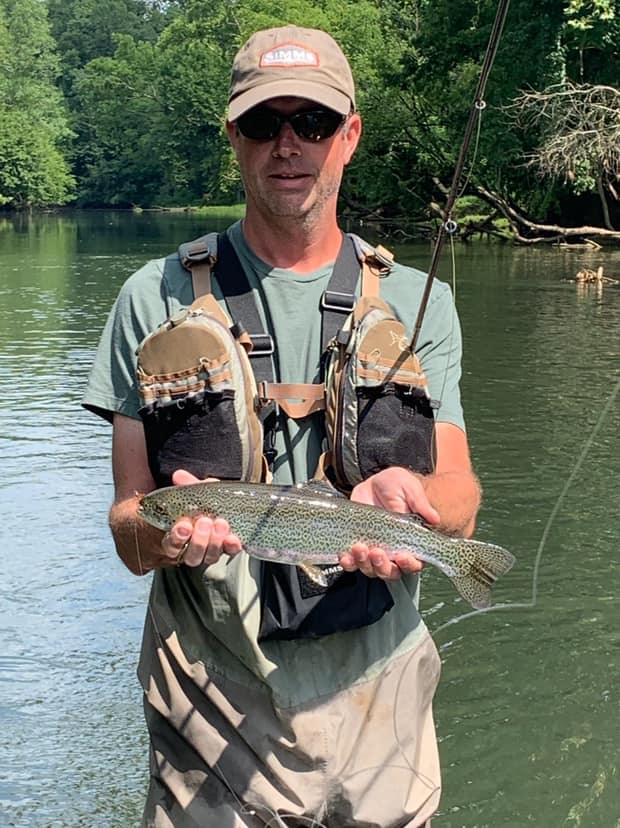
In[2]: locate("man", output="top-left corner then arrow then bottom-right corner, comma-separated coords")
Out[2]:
84,25 -> 480,828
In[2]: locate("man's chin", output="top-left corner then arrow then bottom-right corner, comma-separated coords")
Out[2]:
264,196 -> 314,219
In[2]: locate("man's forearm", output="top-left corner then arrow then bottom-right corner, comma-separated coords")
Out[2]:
109,496 -> 163,575
418,469 -> 481,538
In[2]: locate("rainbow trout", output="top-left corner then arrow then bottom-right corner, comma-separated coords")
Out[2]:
138,480 -> 515,609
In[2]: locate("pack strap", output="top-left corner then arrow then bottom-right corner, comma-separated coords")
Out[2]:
319,234 -> 359,352
361,243 -> 394,298
179,230 -> 394,422
215,232 -> 278,386
258,381 -> 326,419
179,233 -> 218,299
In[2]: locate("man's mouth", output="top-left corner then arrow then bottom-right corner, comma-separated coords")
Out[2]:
268,171 -> 310,180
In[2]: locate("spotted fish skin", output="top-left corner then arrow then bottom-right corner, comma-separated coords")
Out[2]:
138,481 -> 516,610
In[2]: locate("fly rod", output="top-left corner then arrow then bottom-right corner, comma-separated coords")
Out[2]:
410,0 -> 512,351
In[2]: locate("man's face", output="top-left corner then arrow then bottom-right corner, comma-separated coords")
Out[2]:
226,97 -> 361,223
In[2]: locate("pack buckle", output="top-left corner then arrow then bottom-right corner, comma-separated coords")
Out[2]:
321,290 -> 355,313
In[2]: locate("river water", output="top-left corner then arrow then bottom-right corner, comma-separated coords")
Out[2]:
1,210 -> 618,828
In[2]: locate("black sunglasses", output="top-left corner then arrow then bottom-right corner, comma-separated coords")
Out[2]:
236,106 -> 346,142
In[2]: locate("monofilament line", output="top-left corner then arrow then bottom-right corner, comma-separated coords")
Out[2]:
433,372 -> 620,634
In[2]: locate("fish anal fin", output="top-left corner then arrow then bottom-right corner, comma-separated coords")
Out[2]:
298,562 -> 329,587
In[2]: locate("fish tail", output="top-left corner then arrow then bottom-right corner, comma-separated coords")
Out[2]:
449,539 -> 516,610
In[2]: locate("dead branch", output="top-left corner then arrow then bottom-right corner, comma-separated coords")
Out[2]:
508,83 -> 620,229
474,184 -> 620,244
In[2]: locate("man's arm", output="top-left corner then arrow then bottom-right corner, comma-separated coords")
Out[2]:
340,422 -> 481,580
415,421 -> 481,538
109,414 -> 242,575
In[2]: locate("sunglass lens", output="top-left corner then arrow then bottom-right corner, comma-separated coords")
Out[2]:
236,107 -> 280,140
293,110 -> 344,141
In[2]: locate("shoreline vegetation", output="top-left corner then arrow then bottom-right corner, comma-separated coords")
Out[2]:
3,200 -> 619,249
2,1 -> 619,245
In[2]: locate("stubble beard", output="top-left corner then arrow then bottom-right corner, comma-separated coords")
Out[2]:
251,169 -> 343,230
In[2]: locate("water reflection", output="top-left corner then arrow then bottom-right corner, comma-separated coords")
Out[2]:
1,212 -> 619,826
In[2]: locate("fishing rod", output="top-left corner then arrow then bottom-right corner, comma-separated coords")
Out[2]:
410,0 -> 512,351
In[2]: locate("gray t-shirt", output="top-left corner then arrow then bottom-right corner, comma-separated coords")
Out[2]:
83,221 -> 465,707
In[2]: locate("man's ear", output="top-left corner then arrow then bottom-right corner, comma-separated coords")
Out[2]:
343,112 -> 362,165
225,120 -> 238,147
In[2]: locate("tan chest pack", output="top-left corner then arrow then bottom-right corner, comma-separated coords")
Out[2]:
135,232 -> 435,491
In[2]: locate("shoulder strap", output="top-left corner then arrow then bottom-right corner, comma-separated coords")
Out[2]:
319,234 -> 359,352
216,232 -> 278,386
350,234 -> 394,300
319,234 -> 394,351
179,232 -> 277,384
178,232 -> 218,298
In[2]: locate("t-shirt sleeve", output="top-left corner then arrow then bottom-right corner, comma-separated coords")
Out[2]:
82,260 -> 168,423
414,283 -> 466,432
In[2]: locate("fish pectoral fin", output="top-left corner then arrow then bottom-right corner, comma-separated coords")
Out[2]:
298,562 -> 329,587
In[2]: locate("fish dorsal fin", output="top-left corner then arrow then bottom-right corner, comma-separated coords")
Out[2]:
294,479 -> 345,498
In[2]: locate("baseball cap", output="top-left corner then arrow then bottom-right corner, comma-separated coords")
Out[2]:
228,26 -> 356,121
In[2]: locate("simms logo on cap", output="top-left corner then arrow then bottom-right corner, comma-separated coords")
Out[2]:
259,43 -> 320,68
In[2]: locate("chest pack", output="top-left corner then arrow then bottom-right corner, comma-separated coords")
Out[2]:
136,232 -> 435,489
135,231 -> 436,641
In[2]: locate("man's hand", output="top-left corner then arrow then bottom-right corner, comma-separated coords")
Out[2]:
159,469 -> 243,568
338,467 -> 439,581
110,415 -> 244,574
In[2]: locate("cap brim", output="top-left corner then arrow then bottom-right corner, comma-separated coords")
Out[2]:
228,80 -> 352,121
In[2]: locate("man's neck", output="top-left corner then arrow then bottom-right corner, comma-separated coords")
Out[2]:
240,211 -> 343,273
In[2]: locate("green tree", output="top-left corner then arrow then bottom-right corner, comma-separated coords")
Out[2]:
73,1 -> 236,205
377,0 -> 568,219
0,0 -> 74,207
46,0 -> 171,98
72,0 -> 396,207
564,0 -> 619,82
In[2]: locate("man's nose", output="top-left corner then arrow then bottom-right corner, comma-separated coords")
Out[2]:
272,122 -> 301,157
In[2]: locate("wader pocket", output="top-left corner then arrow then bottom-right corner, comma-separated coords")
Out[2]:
258,563 -> 394,641
139,391 -> 243,487
357,383 -> 436,478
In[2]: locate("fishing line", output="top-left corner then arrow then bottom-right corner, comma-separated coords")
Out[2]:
410,0 -> 511,352
432,371 -> 620,634
431,233 -> 458,472
380,375 -> 619,804
132,508 -> 262,820
456,100 -> 486,200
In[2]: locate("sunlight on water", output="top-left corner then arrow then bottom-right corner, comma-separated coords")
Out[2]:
1,213 -> 619,827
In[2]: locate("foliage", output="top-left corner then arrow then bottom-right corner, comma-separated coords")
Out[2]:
564,0 -> 619,81
47,0 -> 171,97
3,0 -> 619,223
0,0 -> 74,206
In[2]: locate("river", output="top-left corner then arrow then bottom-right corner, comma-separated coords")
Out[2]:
1,210 -> 618,827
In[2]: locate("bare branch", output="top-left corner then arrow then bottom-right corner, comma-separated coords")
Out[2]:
474,183 -> 620,244
508,83 -> 620,194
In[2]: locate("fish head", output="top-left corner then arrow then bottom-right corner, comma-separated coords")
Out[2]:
138,484 -> 216,531
138,489 -> 178,531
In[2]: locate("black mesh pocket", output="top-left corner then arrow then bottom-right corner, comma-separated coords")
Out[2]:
139,390 -> 242,487
258,562 -> 394,641
357,383 -> 436,478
